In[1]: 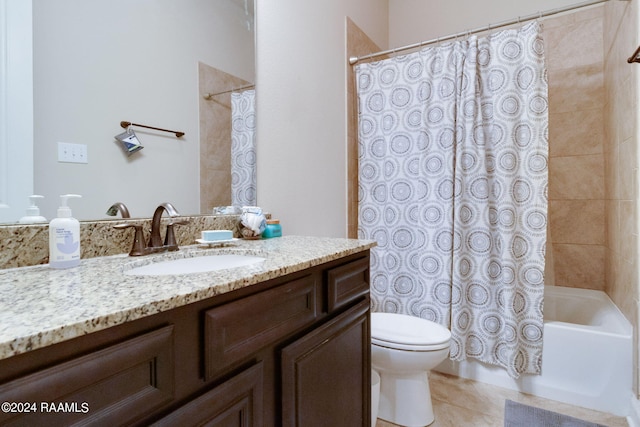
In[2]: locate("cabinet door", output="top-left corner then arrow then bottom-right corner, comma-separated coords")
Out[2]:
153,362 -> 263,427
281,299 -> 370,427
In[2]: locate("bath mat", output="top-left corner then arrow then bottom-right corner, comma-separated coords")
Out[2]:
504,400 -> 607,427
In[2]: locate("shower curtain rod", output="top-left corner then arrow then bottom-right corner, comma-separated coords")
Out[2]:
203,84 -> 255,100
349,0 -> 626,65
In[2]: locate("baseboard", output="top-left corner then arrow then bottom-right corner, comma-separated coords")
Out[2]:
627,393 -> 640,427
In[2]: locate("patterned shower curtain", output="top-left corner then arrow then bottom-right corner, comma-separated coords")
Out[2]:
231,89 -> 257,207
356,22 -> 548,378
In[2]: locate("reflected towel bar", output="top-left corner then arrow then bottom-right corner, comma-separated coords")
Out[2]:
628,45 -> 640,63
204,84 -> 255,99
120,121 -> 185,138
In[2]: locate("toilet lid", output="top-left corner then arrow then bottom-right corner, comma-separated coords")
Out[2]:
371,312 -> 451,351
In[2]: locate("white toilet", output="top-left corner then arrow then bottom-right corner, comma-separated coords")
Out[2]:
371,312 -> 451,427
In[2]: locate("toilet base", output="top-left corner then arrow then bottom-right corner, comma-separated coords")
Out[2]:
377,370 -> 434,427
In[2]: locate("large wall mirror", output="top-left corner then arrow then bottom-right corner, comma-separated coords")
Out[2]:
0,0 -> 255,223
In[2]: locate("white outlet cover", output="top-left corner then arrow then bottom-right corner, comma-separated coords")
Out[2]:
58,142 -> 88,164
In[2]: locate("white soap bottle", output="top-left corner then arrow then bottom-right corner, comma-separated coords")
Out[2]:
49,194 -> 82,269
18,195 -> 47,224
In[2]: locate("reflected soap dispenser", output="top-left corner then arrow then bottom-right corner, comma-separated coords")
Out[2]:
49,194 -> 82,269
18,195 -> 47,224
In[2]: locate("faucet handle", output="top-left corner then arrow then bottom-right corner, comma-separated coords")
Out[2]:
164,219 -> 190,250
114,223 -> 147,256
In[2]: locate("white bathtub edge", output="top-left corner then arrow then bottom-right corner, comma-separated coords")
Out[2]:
627,394 -> 640,427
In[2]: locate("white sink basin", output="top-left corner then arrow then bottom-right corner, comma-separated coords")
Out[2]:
124,254 -> 266,276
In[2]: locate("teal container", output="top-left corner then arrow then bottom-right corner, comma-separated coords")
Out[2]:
263,220 -> 282,238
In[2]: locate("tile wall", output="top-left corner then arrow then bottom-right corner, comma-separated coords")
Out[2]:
198,62 -> 251,214
545,6 -> 607,291
346,18 -> 383,239
603,0 -> 639,395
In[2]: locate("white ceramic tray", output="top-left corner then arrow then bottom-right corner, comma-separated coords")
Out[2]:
195,238 -> 239,246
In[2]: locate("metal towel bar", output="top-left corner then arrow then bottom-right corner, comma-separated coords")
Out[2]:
120,121 -> 185,138
628,46 -> 640,63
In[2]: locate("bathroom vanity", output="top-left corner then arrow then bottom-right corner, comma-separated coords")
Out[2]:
0,236 -> 374,426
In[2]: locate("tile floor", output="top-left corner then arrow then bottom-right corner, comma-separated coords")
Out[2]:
375,371 -> 629,427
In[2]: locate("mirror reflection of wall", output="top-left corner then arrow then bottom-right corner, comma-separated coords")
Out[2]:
0,0 -> 255,224
0,0 -> 33,223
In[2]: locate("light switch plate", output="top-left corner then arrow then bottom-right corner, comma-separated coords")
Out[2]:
58,142 -> 88,164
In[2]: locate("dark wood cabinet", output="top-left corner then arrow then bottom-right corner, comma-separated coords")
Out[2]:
282,299 -> 370,427
0,326 -> 175,426
152,362 -> 264,427
0,251 -> 370,426
204,273 -> 319,380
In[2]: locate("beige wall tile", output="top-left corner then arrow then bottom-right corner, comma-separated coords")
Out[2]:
548,64 -> 604,115
549,154 -> 604,200
602,0 -> 640,397
607,254 -> 638,324
605,199 -> 619,252
619,200 -> 638,262
543,6 -> 607,294
549,200 -> 605,245
544,17 -> 603,70
548,108 -> 603,157
553,243 -> 605,289
618,138 -> 638,201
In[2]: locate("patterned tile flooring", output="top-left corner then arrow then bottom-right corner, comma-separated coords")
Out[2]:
375,371 -> 629,427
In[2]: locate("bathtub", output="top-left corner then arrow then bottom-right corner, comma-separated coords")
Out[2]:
435,285 -> 633,416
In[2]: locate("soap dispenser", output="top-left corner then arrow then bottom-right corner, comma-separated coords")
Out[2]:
49,194 -> 82,269
18,195 -> 47,224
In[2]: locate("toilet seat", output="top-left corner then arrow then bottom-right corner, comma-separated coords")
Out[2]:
371,312 -> 451,351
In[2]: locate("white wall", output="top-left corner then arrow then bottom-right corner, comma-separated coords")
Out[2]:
32,0 -> 253,220
255,0 -> 388,237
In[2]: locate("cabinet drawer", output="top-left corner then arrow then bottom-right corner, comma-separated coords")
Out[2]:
326,256 -> 370,312
205,274 -> 318,379
153,362 -> 263,427
0,325 -> 174,426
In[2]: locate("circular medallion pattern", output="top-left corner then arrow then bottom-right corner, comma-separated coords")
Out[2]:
356,22 -> 547,378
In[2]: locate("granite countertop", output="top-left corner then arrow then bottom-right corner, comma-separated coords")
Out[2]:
0,235 -> 375,361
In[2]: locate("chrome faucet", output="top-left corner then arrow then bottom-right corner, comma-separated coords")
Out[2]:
113,202 -> 189,256
106,202 -> 130,218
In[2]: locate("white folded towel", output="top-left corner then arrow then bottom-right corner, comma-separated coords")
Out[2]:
240,206 -> 267,236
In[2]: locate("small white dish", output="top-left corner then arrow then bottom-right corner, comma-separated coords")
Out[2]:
196,238 -> 239,246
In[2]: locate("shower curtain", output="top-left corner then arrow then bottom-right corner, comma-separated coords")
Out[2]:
356,22 -> 548,378
231,89 -> 257,207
